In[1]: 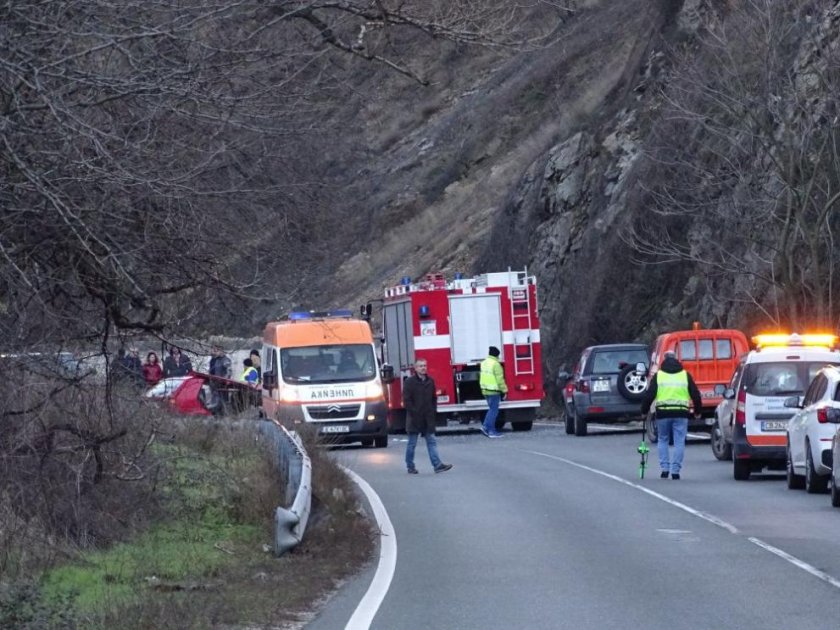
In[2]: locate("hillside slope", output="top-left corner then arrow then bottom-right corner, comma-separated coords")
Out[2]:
263,0 -> 840,389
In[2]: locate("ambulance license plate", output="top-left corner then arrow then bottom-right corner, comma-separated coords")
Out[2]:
761,420 -> 787,431
592,380 -> 610,393
321,425 -> 349,434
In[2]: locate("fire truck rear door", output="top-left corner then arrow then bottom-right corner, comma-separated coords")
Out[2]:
449,294 -> 503,364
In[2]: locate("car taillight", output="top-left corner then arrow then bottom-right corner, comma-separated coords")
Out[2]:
818,407 -> 828,424
578,380 -> 590,393
735,387 -> 746,425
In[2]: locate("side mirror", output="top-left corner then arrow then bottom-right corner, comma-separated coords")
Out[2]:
557,371 -> 570,384
262,371 -> 277,390
825,408 -> 840,424
723,387 -> 735,400
713,384 -> 726,395
635,362 -> 647,375
380,364 -> 395,384
783,395 -> 801,409
360,303 -> 373,320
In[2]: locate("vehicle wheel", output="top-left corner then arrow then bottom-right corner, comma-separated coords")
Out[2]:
617,365 -> 648,402
733,459 -> 751,481
564,407 -> 574,434
832,477 -> 840,508
805,442 -> 828,494
710,420 -> 732,461
361,438 -> 373,447
574,409 -> 588,437
374,435 -> 388,448
786,443 -> 805,490
508,408 -> 535,431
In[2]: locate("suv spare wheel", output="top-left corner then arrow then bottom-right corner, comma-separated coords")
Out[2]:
617,364 -> 648,402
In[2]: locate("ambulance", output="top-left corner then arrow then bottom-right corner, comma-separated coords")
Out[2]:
260,311 -> 389,448
380,269 -> 544,432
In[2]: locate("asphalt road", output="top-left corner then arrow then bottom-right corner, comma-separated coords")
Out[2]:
308,422 -> 840,630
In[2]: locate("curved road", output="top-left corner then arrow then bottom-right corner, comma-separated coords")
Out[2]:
308,423 -> 840,630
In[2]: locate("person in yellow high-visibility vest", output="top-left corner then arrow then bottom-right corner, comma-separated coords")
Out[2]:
480,346 -> 508,438
641,351 -> 702,480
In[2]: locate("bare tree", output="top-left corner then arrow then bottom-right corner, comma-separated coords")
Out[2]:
627,0 -> 840,330
0,0 -> 569,567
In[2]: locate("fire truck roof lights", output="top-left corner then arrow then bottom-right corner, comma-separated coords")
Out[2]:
752,333 -> 839,349
289,309 -> 353,321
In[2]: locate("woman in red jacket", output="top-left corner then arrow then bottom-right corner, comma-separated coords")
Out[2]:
143,351 -> 163,386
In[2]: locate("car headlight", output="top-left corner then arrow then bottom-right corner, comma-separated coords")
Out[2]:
280,386 -> 300,403
365,382 -> 383,399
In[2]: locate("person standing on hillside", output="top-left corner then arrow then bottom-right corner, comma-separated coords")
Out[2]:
641,350 -> 703,480
249,349 -> 262,381
123,347 -> 144,387
240,358 -> 259,386
209,345 -> 232,379
403,358 -> 453,474
480,346 -> 508,438
143,351 -> 163,386
163,346 -> 192,377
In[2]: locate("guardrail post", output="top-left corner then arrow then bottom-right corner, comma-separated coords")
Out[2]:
257,420 -> 312,556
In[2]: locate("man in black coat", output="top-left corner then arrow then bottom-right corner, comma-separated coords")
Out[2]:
403,358 -> 453,474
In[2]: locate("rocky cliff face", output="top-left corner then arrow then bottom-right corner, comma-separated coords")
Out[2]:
265,0 -> 840,390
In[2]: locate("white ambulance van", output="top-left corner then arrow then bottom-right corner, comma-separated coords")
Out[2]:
260,310 -> 389,448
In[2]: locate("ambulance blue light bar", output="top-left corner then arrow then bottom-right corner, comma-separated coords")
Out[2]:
289,309 -> 353,321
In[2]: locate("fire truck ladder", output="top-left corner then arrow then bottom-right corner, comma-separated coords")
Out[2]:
509,268 -> 535,376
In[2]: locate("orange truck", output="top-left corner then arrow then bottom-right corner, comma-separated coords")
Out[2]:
645,323 -> 750,441
259,310 -> 389,448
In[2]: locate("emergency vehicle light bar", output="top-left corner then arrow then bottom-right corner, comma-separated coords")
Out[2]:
289,309 -> 353,321
752,333 -> 839,349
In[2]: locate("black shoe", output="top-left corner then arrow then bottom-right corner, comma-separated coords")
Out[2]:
671,473 -> 680,480
660,471 -> 669,479
407,468 -> 418,474
434,463 -> 453,473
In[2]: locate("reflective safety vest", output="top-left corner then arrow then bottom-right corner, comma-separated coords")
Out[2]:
480,356 -> 507,395
240,366 -> 259,385
654,370 -> 690,411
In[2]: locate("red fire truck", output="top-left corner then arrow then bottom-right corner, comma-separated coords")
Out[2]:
380,269 -> 544,432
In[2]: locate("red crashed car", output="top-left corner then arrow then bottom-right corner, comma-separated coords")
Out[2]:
145,371 -> 260,416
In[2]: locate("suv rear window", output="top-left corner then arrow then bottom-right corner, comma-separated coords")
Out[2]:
743,361 -> 840,396
589,350 -> 648,374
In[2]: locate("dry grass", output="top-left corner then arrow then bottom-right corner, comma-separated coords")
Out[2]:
0,373 -> 375,628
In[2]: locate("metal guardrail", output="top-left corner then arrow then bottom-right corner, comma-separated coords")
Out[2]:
257,420 -> 312,556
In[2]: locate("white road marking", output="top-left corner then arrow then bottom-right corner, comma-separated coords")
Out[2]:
748,537 -> 840,590
525,450 -> 739,534
341,466 -> 397,630
525,449 -> 840,591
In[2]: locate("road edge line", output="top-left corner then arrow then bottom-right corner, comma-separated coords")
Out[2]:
341,466 -> 397,630
525,449 -> 739,533
748,537 -> 840,589
525,449 -> 840,591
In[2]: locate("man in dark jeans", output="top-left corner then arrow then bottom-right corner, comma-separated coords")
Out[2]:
403,358 -> 453,475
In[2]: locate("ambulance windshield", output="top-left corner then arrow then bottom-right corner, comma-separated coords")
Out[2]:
280,344 -> 376,384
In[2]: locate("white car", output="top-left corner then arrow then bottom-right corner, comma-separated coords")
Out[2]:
786,365 -> 840,493
718,333 -> 840,481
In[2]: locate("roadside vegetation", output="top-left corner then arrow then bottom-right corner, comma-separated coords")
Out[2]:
0,378 -> 373,629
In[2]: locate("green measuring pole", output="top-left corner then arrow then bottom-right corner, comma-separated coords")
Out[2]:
637,439 -> 650,479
